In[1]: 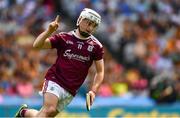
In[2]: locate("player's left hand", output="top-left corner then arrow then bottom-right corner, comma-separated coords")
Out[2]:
88,90 -> 96,106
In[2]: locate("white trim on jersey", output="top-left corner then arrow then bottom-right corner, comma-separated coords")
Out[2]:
90,35 -> 103,48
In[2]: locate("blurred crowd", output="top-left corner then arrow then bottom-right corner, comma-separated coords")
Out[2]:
0,0 -> 180,103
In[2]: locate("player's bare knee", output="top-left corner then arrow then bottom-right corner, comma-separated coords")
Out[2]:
43,106 -> 57,116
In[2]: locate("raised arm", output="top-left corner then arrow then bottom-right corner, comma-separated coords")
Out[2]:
33,15 -> 60,49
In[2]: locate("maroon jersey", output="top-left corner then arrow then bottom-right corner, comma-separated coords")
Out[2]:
45,31 -> 104,96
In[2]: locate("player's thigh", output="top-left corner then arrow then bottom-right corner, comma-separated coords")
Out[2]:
41,80 -> 60,109
43,92 -> 59,107
57,92 -> 73,112
40,80 -> 73,112
38,92 -> 59,116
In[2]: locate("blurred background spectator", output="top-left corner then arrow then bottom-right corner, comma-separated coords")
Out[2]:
0,0 -> 180,104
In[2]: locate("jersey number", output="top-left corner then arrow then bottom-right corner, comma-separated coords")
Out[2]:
78,44 -> 82,49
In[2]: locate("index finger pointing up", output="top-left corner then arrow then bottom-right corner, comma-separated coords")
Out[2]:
55,15 -> 60,23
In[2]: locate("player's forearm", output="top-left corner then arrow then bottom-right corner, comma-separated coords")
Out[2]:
91,72 -> 104,93
33,30 -> 52,49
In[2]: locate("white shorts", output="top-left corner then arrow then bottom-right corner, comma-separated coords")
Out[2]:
39,80 -> 73,112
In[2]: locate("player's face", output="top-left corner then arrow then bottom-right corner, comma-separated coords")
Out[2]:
78,18 -> 98,37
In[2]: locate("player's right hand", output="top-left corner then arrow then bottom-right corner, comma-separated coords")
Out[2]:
87,91 -> 96,106
48,15 -> 60,33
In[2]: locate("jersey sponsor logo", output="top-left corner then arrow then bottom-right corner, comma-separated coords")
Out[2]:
63,49 -> 90,62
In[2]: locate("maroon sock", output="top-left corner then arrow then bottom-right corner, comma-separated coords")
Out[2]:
20,109 -> 27,117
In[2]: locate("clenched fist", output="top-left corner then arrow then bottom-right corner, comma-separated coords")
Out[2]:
87,90 -> 96,106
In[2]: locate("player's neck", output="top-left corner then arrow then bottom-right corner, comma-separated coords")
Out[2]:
74,29 -> 89,40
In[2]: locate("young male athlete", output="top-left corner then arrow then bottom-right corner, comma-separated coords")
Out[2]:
15,8 -> 104,117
